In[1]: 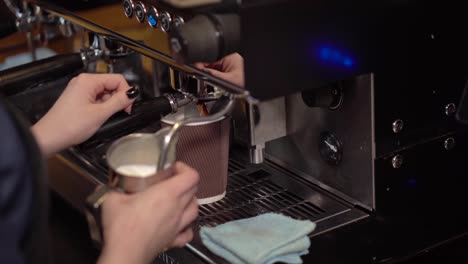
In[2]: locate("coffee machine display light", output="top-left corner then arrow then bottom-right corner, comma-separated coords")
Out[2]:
147,6 -> 159,28
318,46 -> 354,69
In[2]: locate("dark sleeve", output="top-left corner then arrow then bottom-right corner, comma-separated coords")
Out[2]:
0,102 -> 33,264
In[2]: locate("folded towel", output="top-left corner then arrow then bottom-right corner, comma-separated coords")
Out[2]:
200,213 -> 316,264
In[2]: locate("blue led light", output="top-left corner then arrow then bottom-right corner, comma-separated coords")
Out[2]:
343,57 -> 353,67
148,15 -> 158,27
318,46 -> 354,68
320,48 -> 330,59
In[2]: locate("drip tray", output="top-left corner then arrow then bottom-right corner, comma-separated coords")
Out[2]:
49,147 -> 368,264
172,156 -> 368,264
200,160 -> 340,227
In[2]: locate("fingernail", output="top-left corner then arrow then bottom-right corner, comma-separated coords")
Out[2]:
126,86 -> 139,99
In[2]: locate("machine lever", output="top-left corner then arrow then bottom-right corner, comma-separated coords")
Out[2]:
85,94 -> 188,146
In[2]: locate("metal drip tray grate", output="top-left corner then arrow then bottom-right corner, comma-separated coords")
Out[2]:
52,144 -> 368,264
176,157 -> 369,264
198,170 -> 326,227
196,158 -> 340,229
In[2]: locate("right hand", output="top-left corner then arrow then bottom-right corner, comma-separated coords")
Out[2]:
194,53 -> 245,88
31,73 -> 136,156
97,162 -> 200,264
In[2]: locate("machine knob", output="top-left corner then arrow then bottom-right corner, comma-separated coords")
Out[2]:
319,131 -> 343,166
173,16 -> 185,28
160,11 -> 172,32
169,13 -> 240,64
134,2 -> 147,23
123,0 -> 135,18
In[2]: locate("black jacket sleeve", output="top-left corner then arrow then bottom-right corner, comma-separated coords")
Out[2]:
0,101 -> 34,264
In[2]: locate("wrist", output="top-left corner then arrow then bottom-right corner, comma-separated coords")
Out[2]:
98,244 -> 147,264
97,249 -> 126,264
31,120 -> 61,157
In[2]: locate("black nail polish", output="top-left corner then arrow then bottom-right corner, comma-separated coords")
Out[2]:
126,86 -> 139,99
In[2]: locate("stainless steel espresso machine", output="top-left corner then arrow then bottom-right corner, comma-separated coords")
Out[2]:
3,0 -> 468,263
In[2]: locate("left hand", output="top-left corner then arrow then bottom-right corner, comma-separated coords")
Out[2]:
98,162 -> 199,264
31,73 -> 136,156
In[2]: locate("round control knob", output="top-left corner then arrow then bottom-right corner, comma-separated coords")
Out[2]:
319,131 -> 343,166
160,11 -> 172,32
173,16 -> 185,28
169,14 -> 240,64
134,2 -> 146,23
123,0 -> 135,18
147,6 -> 159,28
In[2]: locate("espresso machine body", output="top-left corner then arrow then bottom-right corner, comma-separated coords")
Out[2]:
245,0 -> 468,262
3,0 -> 468,263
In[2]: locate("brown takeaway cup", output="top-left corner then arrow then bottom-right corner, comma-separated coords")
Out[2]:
161,114 -> 230,204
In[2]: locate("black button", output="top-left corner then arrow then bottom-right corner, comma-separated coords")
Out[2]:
160,11 -> 172,32
123,0 -> 134,18
173,16 -> 184,28
135,2 -> 146,23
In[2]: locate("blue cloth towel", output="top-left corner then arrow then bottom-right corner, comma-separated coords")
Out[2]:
200,213 -> 316,264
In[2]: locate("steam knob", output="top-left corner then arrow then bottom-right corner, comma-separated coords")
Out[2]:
169,13 -> 240,64
160,11 -> 172,32
319,131 -> 343,166
123,0 -> 135,18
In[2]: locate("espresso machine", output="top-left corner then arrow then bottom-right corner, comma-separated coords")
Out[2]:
3,0 -> 468,263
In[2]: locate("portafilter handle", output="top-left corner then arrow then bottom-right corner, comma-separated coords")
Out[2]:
84,92 -> 192,147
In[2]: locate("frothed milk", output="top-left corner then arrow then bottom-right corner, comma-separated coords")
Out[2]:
116,165 -> 157,177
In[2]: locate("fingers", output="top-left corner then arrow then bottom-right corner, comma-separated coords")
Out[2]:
193,62 -> 208,69
170,162 -> 200,195
178,197 -> 199,232
98,89 -> 135,117
98,93 -> 112,103
203,68 -> 231,81
170,163 -> 199,210
101,189 -> 126,212
74,73 -> 130,97
204,67 -> 244,87
172,161 -> 197,176
124,104 -> 133,114
145,162 -> 198,212
170,227 -> 194,248
144,162 -> 198,202
226,52 -> 243,65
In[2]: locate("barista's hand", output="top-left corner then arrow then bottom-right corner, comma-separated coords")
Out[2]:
194,53 -> 245,88
31,73 -> 136,156
98,162 -> 199,264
